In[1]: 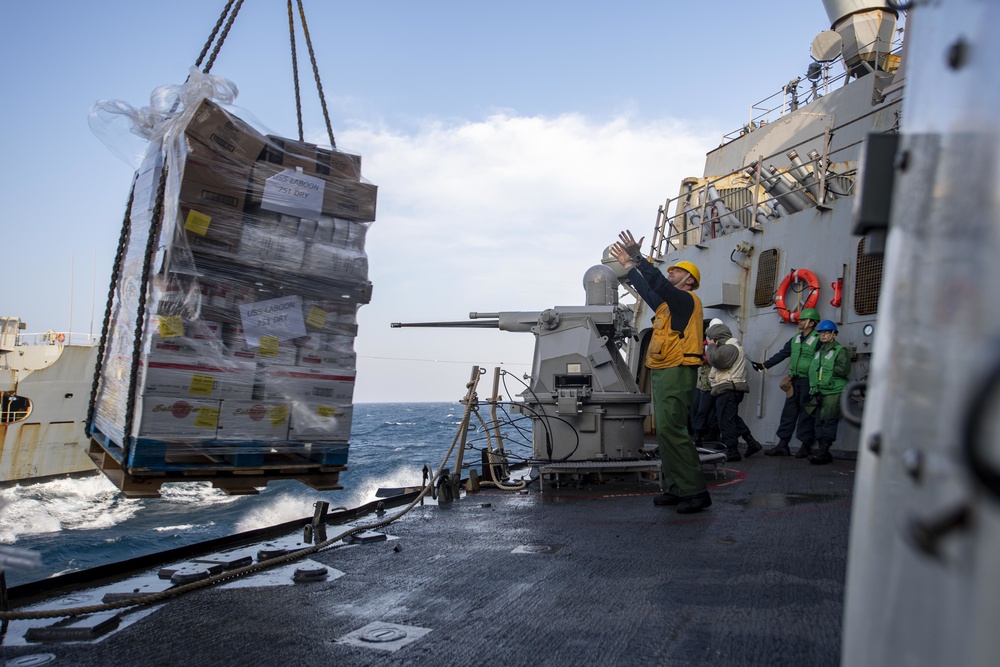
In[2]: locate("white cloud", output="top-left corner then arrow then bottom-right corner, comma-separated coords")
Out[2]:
310,112 -> 718,402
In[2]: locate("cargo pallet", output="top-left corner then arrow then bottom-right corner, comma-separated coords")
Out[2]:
87,430 -> 347,498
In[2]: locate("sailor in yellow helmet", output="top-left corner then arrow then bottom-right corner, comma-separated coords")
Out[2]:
609,230 -> 710,514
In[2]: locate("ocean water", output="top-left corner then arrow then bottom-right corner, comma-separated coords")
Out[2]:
0,402 -> 533,587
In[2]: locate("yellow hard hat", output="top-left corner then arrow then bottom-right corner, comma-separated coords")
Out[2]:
668,260 -> 701,289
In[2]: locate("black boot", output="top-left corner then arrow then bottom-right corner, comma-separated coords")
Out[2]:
809,439 -> 834,465
794,441 -> 813,459
676,491 -> 712,514
765,439 -> 790,457
743,434 -> 762,458
725,447 -> 742,462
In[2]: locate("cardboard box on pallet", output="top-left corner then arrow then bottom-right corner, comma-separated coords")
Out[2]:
92,103 -> 375,479
178,204 -> 245,258
261,365 -> 356,403
216,400 -> 291,441
226,339 -> 298,365
260,135 -> 362,181
301,242 -> 368,279
179,139 -> 251,211
184,98 -> 267,165
288,402 -> 353,440
139,358 -> 256,401
136,396 -> 222,439
295,348 -> 357,370
238,222 -> 306,271
247,162 -> 377,222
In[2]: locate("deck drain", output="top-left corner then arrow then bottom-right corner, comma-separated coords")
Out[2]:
512,544 -> 564,554
337,622 -> 432,652
361,627 -> 407,643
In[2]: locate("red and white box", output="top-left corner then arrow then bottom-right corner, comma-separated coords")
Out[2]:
261,365 -> 355,402
136,396 -> 222,439
216,400 -> 291,441
139,358 -> 256,401
295,348 -> 356,371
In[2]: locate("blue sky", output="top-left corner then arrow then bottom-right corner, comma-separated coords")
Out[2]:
2,1 -> 833,402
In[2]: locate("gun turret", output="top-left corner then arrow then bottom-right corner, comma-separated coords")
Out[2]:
390,311 -> 545,333
392,265 -> 651,463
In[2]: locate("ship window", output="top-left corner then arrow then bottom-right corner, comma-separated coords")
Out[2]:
0,392 -> 32,423
754,248 -> 781,307
854,238 -> 883,315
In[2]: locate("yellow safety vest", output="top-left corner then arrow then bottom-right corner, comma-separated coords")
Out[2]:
645,293 -> 704,369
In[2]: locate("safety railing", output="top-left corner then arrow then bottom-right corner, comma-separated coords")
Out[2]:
721,29 -> 906,145
647,19 -> 907,261
650,98 -> 903,260
14,331 -> 99,347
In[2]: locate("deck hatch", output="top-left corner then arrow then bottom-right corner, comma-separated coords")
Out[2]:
754,248 -> 781,307
854,238 -> 883,315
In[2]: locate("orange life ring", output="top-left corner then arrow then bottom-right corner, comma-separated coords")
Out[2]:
775,269 -> 820,323
56,333 -> 66,343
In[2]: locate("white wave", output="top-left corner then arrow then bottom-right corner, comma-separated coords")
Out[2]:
346,466 -> 426,507
0,475 -> 141,543
233,494 -> 319,533
231,466 -> 426,534
159,481 -> 242,506
154,524 -> 198,532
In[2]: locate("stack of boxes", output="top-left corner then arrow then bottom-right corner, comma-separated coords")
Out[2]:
92,98 -> 374,469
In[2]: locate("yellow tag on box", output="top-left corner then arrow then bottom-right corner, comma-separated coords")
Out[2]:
316,405 -> 340,417
189,373 -> 216,396
158,316 -> 184,338
259,336 -> 279,356
306,307 -> 329,329
268,404 -> 290,426
184,209 -> 212,236
194,406 -> 220,429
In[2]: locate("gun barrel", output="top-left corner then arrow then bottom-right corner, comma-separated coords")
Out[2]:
390,321 -> 500,328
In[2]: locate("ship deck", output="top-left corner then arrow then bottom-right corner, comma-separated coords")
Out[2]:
1,454 -> 854,666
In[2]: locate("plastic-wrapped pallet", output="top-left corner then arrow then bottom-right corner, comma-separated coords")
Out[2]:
90,72 -> 374,483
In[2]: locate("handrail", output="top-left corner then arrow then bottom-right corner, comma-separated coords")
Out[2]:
12,332 -> 100,346
723,31 -> 905,145
651,97 -> 902,259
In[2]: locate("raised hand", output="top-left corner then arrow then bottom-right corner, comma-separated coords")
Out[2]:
617,230 -> 644,258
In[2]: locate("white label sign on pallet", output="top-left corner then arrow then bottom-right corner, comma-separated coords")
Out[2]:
239,295 -> 307,346
261,169 -> 325,219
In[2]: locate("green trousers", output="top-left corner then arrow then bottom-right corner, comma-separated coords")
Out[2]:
651,365 -> 707,497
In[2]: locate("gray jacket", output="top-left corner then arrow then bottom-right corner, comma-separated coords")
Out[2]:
705,323 -> 750,395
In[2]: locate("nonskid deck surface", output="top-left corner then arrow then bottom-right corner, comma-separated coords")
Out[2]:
1,455 -> 853,666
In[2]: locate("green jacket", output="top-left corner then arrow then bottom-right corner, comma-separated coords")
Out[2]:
809,341 -> 850,395
763,331 -> 821,378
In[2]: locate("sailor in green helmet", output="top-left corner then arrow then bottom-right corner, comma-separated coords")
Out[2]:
749,306 -> 822,457
806,320 -> 851,464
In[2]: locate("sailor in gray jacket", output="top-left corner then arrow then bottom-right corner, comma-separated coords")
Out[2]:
705,321 -> 763,462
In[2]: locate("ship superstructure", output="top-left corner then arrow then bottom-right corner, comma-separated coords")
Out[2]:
614,0 -> 905,458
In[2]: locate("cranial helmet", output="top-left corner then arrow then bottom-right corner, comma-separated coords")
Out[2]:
667,260 -> 701,289
799,307 -> 821,322
816,319 -> 839,332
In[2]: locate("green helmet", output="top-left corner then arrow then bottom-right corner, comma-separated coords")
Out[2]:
799,307 -> 821,322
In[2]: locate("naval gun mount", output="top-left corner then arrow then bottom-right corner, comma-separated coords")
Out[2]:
391,265 -> 651,464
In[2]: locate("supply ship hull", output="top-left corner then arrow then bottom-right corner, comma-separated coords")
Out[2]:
0,317 -> 97,485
